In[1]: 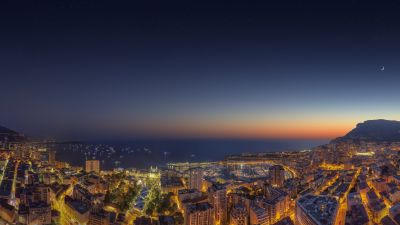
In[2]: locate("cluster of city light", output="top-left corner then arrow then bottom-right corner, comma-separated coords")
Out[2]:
3,136 -> 400,225
355,151 -> 375,156
319,162 -> 345,170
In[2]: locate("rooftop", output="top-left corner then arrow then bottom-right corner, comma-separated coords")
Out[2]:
187,202 -> 213,213
345,204 -> 369,225
297,194 -> 338,225
64,196 -> 91,214
178,188 -> 199,195
381,216 -> 397,225
358,182 -> 368,190
181,195 -> 208,204
367,189 -> 379,200
389,202 -> 400,216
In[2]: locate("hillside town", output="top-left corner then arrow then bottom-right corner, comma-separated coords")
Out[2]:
2,123 -> 400,225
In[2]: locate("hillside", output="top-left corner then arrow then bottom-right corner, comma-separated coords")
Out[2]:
0,125 -> 25,143
0,125 -> 17,134
334,119 -> 400,142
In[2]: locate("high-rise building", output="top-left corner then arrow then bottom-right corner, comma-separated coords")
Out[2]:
64,196 -> 91,224
184,202 -> 214,225
295,194 -> 339,225
73,184 -> 95,205
19,184 -> 51,205
208,183 -> 227,225
86,160 -> 100,174
249,204 -> 268,225
17,184 -> 52,225
259,183 -> 290,224
346,192 -> 369,225
189,168 -> 203,191
269,165 -> 285,187
230,204 -> 248,225
18,202 -> 52,225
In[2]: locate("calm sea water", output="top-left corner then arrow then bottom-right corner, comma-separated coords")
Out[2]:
54,139 -> 328,170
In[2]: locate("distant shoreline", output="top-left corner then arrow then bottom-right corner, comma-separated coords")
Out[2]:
53,139 -> 328,170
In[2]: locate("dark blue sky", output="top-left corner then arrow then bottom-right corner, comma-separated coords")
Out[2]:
1,0 -> 400,139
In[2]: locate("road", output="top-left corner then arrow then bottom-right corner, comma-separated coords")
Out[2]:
10,160 -> 19,206
53,184 -> 74,225
0,159 -> 8,186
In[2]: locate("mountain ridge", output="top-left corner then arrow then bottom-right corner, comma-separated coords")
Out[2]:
0,125 -> 18,134
333,119 -> 400,142
0,125 -> 26,143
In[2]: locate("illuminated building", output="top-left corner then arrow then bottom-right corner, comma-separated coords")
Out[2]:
259,183 -> 290,224
178,189 -> 208,211
88,209 -> 110,225
230,204 -> 248,225
161,175 -> 185,195
55,160 -> 69,169
15,179 -> 53,224
189,168 -> 204,191
184,202 -> 214,225
319,163 -> 345,171
0,200 -> 16,224
269,165 -> 285,187
366,189 -> 387,223
73,184 -> 99,206
86,160 -> 100,174
295,194 -> 338,225
19,184 -> 51,205
208,183 -> 227,225
249,204 -> 268,225
64,196 -> 91,224
345,203 -> 369,225
228,187 -> 252,214
18,202 -> 52,225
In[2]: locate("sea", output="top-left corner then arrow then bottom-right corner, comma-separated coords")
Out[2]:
53,139 -> 328,170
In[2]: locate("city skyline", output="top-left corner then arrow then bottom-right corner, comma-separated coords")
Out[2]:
1,1 -> 400,139
3,1 -> 400,225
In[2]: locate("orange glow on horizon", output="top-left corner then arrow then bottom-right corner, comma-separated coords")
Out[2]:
102,118 -> 358,139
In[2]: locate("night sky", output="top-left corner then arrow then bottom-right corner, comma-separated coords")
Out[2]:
1,0 -> 400,139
